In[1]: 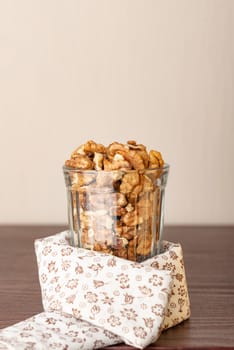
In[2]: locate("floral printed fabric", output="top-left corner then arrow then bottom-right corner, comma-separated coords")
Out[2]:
35,232 -> 173,349
145,241 -> 191,329
0,231 -> 190,350
0,311 -> 121,350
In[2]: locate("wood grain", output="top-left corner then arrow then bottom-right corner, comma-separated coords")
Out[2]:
0,225 -> 234,349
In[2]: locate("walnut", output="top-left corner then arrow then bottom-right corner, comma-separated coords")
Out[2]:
122,211 -> 141,226
127,140 -> 149,167
65,155 -> 93,170
120,172 -> 140,194
106,142 -> 129,159
136,235 -> 152,256
114,193 -> 128,207
121,226 -> 136,240
113,237 -> 128,259
114,236 -> 128,248
113,248 -> 128,259
93,242 -> 112,254
113,224 -> 123,236
125,203 -> 134,212
141,175 -> 154,192
149,150 -> 164,168
127,183 -> 143,204
103,158 -> 131,171
126,140 -> 137,146
83,140 -> 106,154
118,149 -> 145,170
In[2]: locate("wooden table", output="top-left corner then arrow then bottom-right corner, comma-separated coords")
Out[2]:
0,225 -> 234,349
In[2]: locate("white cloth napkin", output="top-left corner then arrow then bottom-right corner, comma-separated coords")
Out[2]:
35,232 -> 173,348
0,231 -> 190,349
0,311 -> 121,350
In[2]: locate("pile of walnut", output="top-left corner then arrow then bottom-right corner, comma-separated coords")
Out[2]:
65,140 -> 165,261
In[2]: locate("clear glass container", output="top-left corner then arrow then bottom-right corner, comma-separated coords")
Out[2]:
63,165 -> 169,262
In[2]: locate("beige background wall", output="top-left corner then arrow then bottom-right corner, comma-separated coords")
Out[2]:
0,0 -> 233,225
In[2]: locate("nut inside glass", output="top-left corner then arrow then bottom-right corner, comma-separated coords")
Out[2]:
63,165 -> 169,262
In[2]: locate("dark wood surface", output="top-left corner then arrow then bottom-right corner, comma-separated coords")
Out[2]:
0,225 -> 234,349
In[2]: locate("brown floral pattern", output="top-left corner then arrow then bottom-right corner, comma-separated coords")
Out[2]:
0,312 -> 121,350
145,241 -> 191,329
0,231 -> 190,350
34,231 -> 172,349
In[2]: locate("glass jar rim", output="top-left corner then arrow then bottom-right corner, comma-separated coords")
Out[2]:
63,163 -> 170,174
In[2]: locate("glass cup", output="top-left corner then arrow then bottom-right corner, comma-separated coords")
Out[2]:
63,164 -> 169,262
